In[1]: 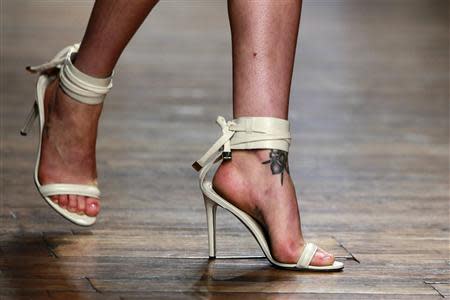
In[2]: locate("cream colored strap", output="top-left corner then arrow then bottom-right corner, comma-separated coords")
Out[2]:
27,43 -> 113,105
192,116 -> 236,171
59,53 -> 113,104
192,115 -> 291,171
26,44 -> 80,73
229,116 -> 291,151
40,183 -> 100,199
296,242 -> 318,268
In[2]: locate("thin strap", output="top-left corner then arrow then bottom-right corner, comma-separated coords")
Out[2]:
296,242 -> 318,268
192,116 -> 291,171
59,53 -> 112,104
40,183 -> 100,199
26,43 -> 113,105
229,116 -> 290,151
26,44 -> 80,73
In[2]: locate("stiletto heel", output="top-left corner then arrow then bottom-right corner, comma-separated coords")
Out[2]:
22,43 -> 114,226
204,195 -> 217,258
20,101 -> 38,136
192,116 -> 344,271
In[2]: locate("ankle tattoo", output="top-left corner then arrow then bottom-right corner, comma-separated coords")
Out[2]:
262,149 -> 290,185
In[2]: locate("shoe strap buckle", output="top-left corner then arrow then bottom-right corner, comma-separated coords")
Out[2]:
222,151 -> 232,160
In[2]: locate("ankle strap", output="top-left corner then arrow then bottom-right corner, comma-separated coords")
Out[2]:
192,116 -> 291,171
26,43 -> 113,105
59,52 -> 113,104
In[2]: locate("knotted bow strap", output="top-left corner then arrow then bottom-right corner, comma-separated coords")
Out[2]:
192,116 -> 236,171
26,43 -> 113,105
192,116 -> 291,171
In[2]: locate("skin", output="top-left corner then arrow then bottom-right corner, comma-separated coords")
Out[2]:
38,0 -> 335,266
39,0 -> 159,216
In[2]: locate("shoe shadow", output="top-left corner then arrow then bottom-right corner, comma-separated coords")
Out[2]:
190,258 -> 290,299
1,231 -> 86,299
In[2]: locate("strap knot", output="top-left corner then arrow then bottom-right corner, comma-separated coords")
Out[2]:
26,44 -> 80,74
192,115 -> 291,172
192,116 -> 236,171
216,116 -> 236,159
26,43 -> 113,105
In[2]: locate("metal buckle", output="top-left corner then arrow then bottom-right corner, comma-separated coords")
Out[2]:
222,151 -> 232,160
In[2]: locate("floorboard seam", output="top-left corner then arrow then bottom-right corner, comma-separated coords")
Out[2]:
41,233 -> 58,259
85,277 -> 102,294
332,236 -> 360,263
424,281 -> 446,298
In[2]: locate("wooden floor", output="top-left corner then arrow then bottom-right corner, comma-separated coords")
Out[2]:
1,0 -> 449,299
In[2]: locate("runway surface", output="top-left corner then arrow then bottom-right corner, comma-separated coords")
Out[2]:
1,0 -> 449,299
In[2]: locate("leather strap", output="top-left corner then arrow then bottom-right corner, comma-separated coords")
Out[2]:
192,116 -> 291,171
59,53 -> 113,104
40,183 -> 100,199
296,242 -> 318,268
26,43 -> 113,105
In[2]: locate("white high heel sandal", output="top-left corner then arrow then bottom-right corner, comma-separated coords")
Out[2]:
21,43 -> 113,226
193,116 -> 344,271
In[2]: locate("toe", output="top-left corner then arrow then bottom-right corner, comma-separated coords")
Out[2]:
51,196 -> 59,204
85,198 -> 100,217
77,196 -> 86,214
310,248 -> 335,266
59,195 -> 68,208
68,194 -> 78,212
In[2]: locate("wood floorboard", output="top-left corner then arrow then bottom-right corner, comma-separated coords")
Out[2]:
1,0 -> 448,299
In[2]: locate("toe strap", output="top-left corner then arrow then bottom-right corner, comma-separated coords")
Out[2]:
296,242 -> 318,268
40,183 -> 100,198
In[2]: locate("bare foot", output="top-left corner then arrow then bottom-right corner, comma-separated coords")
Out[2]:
37,79 -> 102,217
212,149 -> 335,266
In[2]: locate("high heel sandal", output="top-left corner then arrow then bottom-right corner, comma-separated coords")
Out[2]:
21,43 -> 113,226
192,116 -> 344,271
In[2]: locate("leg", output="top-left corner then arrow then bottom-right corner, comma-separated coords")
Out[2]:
213,0 -> 335,266
230,0 -> 297,119
39,0 -> 159,216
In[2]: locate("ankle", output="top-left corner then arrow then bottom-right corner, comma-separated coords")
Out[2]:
51,86 -> 103,123
213,149 -> 280,194
42,83 -> 102,150
231,149 -> 272,163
